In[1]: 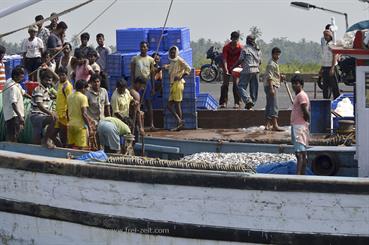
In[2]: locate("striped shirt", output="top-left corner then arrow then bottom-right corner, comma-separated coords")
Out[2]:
0,61 -> 6,83
31,84 -> 52,115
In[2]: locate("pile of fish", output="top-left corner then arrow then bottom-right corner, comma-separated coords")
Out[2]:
181,152 -> 296,173
108,152 -> 296,173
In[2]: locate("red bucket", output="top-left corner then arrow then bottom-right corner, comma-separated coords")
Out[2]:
25,81 -> 39,95
231,67 -> 243,78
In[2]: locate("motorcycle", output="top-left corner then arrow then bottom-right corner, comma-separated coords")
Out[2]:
200,46 -> 224,82
317,56 -> 356,96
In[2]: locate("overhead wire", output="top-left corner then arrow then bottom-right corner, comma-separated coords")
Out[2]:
1,0 -> 118,94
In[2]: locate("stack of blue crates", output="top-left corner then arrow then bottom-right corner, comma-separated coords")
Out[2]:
116,28 -> 150,52
148,27 -> 191,51
4,56 -> 29,85
107,27 -> 193,102
162,69 -> 198,129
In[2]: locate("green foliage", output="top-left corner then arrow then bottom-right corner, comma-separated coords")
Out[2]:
0,38 -> 21,55
260,62 -> 320,74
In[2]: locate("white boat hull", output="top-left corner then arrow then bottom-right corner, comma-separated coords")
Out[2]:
0,148 -> 368,244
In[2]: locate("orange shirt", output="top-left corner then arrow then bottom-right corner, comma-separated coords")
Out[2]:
222,42 -> 243,71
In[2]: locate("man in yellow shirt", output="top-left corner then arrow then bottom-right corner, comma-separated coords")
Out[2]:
67,79 -> 91,149
54,66 -> 73,146
111,78 -> 134,121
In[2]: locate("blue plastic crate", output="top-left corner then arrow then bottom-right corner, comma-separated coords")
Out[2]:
163,98 -> 196,114
331,93 -> 354,110
164,112 -> 197,129
195,76 -> 200,96
116,28 -> 149,52
196,93 -> 218,110
162,83 -> 196,100
121,52 -> 139,77
106,52 -> 139,77
165,28 -> 191,51
148,28 -> 167,51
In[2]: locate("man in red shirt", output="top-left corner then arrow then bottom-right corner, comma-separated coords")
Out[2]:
219,31 -> 242,108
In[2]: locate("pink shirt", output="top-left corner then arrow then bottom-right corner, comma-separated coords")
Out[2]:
75,63 -> 93,82
291,90 -> 310,125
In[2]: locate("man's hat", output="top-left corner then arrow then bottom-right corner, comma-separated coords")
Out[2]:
28,25 -> 38,32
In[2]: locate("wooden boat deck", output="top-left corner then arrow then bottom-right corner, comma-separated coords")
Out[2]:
147,127 -> 330,145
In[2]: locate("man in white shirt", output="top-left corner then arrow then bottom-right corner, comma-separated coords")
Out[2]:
2,66 -> 26,142
320,29 -> 340,99
22,25 -> 44,81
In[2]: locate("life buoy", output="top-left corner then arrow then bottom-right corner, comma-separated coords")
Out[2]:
312,153 -> 339,176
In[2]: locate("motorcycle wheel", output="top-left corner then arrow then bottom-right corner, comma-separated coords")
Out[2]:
200,64 -> 218,82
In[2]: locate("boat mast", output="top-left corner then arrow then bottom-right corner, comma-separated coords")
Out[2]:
0,0 -> 42,19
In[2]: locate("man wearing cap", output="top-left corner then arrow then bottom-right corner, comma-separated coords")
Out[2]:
320,29 -> 340,99
232,34 -> 262,110
21,25 -> 44,81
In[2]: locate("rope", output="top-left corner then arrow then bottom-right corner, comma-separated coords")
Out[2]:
140,0 -> 174,105
0,0 -> 95,39
1,0 -> 118,95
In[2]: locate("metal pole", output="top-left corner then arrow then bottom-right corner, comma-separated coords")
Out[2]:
0,0 -> 42,19
315,6 -> 349,30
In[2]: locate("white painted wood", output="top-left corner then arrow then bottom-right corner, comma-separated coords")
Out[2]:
0,212 -> 250,245
1,168 -> 369,237
356,67 -> 369,177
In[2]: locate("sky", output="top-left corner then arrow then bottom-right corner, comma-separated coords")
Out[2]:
1,0 -> 369,47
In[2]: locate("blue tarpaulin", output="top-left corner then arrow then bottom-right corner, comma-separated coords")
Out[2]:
76,150 -> 108,162
256,160 -> 314,175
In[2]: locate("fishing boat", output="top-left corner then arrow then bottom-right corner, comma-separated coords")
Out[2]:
1,1 -> 368,244
0,141 -> 368,245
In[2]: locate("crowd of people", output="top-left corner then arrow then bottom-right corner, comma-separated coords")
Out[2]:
0,13 -> 192,153
218,29 -> 344,174
0,14 -> 342,174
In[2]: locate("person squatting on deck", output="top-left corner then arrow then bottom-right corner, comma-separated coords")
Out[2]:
2,66 -> 29,142
219,31 -> 242,109
232,34 -> 262,110
130,41 -> 156,131
166,46 -> 191,131
264,47 -> 285,131
290,74 -> 310,175
320,28 -> 340,99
